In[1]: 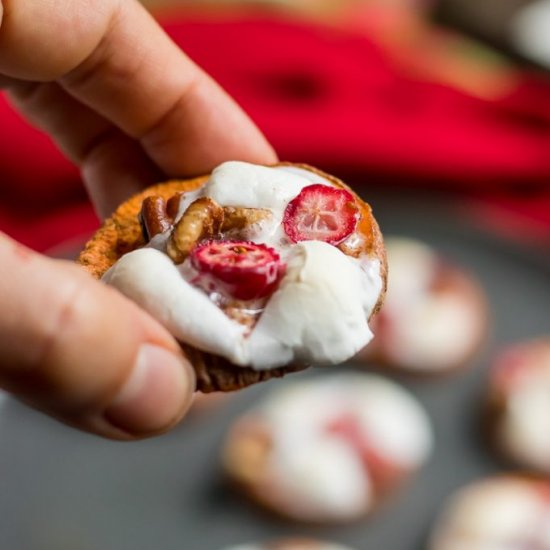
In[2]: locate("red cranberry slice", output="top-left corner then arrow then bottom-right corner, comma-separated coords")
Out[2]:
283,184 -> 359,245
326,413 -> 403,492
190,240 -> 286,301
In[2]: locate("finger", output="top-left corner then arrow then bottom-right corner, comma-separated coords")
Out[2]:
81,129 -> 165,218
0,72 -> 19,88
7,81 -> 163,216
7,81 -> 113,163
0,233 -> 196,439
0,0 -> 277,177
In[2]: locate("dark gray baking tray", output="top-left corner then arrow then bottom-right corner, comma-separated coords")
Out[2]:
1,190 -> 549,550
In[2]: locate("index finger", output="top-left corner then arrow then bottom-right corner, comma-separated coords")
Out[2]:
0,0 -> 276,176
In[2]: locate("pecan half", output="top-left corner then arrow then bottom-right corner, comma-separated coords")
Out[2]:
166,191 -> 185,220
167,197 -> 224,263
139,196 -> 172,241
221,206 -> 272,233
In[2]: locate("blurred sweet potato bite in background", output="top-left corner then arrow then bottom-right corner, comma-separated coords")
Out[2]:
356,237 -> 488,376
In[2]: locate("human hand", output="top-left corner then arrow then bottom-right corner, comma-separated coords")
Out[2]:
0,0 -> 277,439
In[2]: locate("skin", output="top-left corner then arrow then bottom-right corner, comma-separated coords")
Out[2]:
0,0 -> 277,439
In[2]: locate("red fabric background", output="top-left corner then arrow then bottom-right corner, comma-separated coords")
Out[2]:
2,16 -> 550,251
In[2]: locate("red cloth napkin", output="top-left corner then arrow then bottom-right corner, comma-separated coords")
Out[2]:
2,15 -> 550,251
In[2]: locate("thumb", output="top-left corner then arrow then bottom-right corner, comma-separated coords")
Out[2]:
0,233 -> 195,439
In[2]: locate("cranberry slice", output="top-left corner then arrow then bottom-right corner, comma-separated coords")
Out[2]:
283,184 -> 359,245
326,413 -> 402,492
190,240 -> 286,301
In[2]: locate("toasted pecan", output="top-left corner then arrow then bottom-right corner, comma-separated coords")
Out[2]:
166,191 -> 185,220
221,206 -> 272,233
167,197 -> 224,264
139,196 -> 172,241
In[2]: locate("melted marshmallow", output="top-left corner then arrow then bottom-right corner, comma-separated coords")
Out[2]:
102,248 -> 248,362
104,162 -> 383,370
247,241 -> 376,369
254,374 -> 432,518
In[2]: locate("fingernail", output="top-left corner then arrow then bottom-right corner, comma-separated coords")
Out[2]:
105,344 -> 195,436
